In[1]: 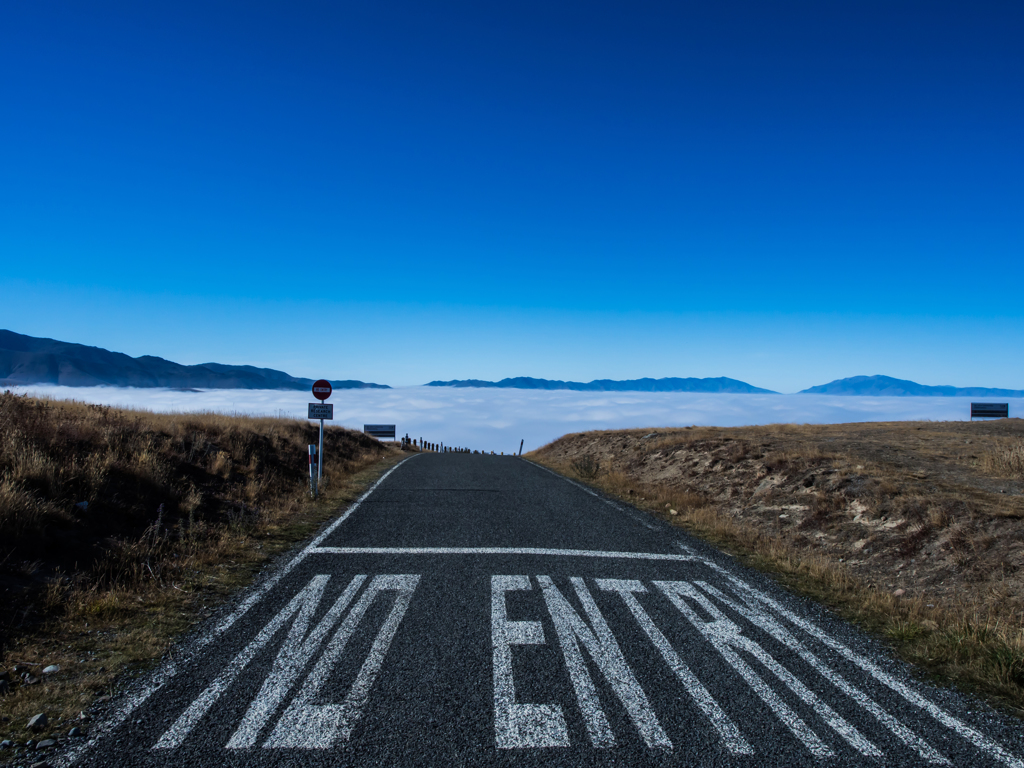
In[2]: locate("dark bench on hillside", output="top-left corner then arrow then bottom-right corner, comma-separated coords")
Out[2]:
364,424 -> 396,439
971,403 -> 1009,420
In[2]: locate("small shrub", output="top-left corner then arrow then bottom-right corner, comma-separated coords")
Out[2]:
798,493 -> 843,530
898,496 -> 930,523
948,524 -> 979,569
898,524 -> 932,558
84,590 -> 132,620
982,442 -> 1024,480
876,480 -> 900,498
988,645 -> 1024,688
929,510 -> 949,531
668,490 -> 708,512
887,618 -> 925,643
0,474 -> 59,540
570,455 -> 600,480
227,503 -> 260,534
727,442 -> 750,463
928,498 -> 970,529
209,451 -> 232,479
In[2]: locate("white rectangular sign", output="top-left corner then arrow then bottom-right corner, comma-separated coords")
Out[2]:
308,403 -> 334,420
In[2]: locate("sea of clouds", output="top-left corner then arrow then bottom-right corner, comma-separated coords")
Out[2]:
7,385 -> 1020,454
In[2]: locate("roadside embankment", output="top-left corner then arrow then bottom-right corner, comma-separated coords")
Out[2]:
529,419 -> 1024,715
0,391 -> 403,751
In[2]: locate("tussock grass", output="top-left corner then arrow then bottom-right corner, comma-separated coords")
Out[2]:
983,441 -> 1024,480
569,455 -> 600,480
0,392 -> 402,746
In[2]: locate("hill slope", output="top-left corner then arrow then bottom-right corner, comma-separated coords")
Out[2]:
0,330 -> 389,390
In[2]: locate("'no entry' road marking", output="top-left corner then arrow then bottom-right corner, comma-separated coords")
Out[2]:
61,456 -> 1024,768
146,545 -> 1022,766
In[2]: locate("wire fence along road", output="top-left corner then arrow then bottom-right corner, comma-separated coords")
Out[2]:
63,454 -> 1024,767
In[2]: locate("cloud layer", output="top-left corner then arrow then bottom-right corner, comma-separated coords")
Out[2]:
9,385 -> 1019,454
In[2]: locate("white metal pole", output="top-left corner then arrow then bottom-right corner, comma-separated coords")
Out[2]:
309,444 -> 317,497
318,418 -> 324,484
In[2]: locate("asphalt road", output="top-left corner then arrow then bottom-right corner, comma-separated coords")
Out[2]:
60,453 -> 1024,767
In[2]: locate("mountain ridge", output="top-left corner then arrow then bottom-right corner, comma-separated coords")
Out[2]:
799,375 -> 1024,398
425,376 -> 778,393
4,330 -> 1021,397
0,330 -> 389,390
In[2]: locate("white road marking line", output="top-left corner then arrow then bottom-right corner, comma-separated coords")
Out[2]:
695,580 -> 949,764
673,541 -> 698,555
154,574 -> 336,749
265,574 -> 421,748
491,576 -> 570,748
70,457 -> 415,764
655,580 -> 835,758
226,575 -> 367,748
720,574 -> 1024,768
527,461 -> 661,530
596,579 -> 754,755
538,575 -> 672,750
309,546 -> 703,562
680,578 -> 881,759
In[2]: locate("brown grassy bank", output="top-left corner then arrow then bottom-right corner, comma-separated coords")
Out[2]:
529,418 -> 1024,715
0,391 -> 403,751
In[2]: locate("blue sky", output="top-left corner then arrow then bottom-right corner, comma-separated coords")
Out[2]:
2,1 -> 1022,392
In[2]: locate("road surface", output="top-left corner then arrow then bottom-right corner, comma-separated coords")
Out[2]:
62,453 -> 1024,767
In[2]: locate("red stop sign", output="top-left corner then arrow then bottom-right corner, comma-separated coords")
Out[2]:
312,380 -> 332,401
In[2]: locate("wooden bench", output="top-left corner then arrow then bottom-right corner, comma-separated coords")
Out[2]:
971,403 -> 1009,420
364,424 -> 396,439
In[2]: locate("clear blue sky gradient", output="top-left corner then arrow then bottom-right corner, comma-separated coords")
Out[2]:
2,1 -> 1022,392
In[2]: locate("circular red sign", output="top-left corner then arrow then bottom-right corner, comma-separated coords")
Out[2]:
312,380 -> 332,401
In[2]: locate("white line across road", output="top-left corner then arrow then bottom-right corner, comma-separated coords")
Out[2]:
308,546 -> 705,562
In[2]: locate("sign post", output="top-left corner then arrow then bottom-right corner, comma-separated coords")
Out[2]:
308,444 -> 317,497
310,380 -> 333,492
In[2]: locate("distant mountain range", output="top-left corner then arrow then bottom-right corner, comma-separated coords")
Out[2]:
429,374 -> 1023,396
4,330 -> 1021,397
426,376 -> 778,393
800,375 -> 1024,398
0,330 -> 388,390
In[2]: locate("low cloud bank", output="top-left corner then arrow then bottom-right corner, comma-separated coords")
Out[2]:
8,385 -> 1019,454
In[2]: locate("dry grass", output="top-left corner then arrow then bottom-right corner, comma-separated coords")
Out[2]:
530,418 -> 1024,716
983,441 -> 1024,480
0,392 -> 403,748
